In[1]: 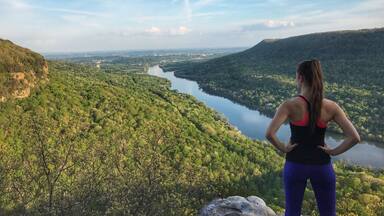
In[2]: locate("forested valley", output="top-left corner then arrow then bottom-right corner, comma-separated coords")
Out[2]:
0,39 -> 383,215
162,27 -> 384,143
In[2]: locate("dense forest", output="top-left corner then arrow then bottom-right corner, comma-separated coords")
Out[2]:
0,60 -> 382,215
0,40 -> 383,215
162,27 -> 384,143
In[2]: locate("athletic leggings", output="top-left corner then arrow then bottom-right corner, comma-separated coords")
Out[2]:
283,160 -> 336,216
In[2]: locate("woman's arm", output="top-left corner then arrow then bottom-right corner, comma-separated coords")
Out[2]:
318,102 -> 361,156
265,100 -> 297,153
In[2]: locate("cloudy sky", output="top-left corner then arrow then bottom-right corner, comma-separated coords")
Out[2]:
0,0 -> 383,52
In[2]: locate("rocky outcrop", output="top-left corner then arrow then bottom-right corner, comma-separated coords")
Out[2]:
199,195 -> 278,216
0,39 -> 48,101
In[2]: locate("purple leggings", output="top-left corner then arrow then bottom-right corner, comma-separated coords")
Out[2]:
283,160 -> 336,216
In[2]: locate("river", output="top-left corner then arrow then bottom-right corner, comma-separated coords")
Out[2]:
147,65 -> 384,169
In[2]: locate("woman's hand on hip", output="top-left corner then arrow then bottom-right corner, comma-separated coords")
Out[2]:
318,143 -> 337,156
284,140 -> 298,153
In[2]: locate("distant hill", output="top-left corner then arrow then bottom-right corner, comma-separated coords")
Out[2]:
162,27 -> 384,142
0,39 -> 48,101
168,27 -> 384,86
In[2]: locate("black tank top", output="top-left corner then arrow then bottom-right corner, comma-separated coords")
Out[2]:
285,95 -> 331,164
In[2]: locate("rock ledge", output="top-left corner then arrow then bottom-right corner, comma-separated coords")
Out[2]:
199,195 -> 278,216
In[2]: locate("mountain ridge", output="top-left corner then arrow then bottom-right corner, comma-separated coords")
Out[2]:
162,27 -> 384,142
0,38 -> 49,101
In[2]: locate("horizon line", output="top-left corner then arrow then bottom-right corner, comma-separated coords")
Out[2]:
42,46 -> 250,56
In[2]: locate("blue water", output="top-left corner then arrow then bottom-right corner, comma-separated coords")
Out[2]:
148,65 -> 384,169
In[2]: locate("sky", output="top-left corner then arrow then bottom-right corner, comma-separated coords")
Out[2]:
0,0 -> 383,52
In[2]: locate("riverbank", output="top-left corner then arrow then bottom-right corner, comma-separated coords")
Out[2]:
149,65 -> 384,169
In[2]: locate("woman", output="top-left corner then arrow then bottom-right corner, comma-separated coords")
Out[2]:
265,59 -> 361,216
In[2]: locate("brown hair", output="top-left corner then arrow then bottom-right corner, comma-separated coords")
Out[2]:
297,59 -> 324,134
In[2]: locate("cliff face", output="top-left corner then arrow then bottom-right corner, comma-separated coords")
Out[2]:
0,39 -> 48,101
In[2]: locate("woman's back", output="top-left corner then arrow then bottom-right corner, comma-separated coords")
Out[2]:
285,94 -> 336,164
287,95 -> 335,126
287,95 -> 353,138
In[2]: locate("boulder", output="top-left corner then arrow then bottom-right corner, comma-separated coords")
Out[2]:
199,195 -> 278,216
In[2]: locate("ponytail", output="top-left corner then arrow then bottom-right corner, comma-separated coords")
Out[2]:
297,59 -> 324,134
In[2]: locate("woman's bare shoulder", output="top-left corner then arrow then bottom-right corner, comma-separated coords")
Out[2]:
322,98 -> 342,115
284,97 -> 300,107
323,98 -> 338,107
281,97 -> 339,111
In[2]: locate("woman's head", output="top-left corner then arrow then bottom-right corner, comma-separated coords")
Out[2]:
296,59 -> 324,134
296,59 -> 323,90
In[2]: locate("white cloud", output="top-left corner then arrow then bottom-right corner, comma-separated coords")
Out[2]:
182,0 -> 220,22
1,0 -> 383,52
237,0 -> 383,34
184,0 -> 192,21
193,11 -> 226,17
241,19 -> 295,31
9,0 -> 30,10
145,26 -> 162,34
0,0 -> 105,17
170,26 -> 191,35
143,26 -> 191,36
264,20 -> 295,28
193,0 -> 219,8
43,7 -> 106,17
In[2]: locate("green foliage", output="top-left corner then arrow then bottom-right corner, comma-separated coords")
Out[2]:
162,27 -> 384,142
0,39 -> 47,76
0,39 -> 48,99
0,61 -> 382,215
